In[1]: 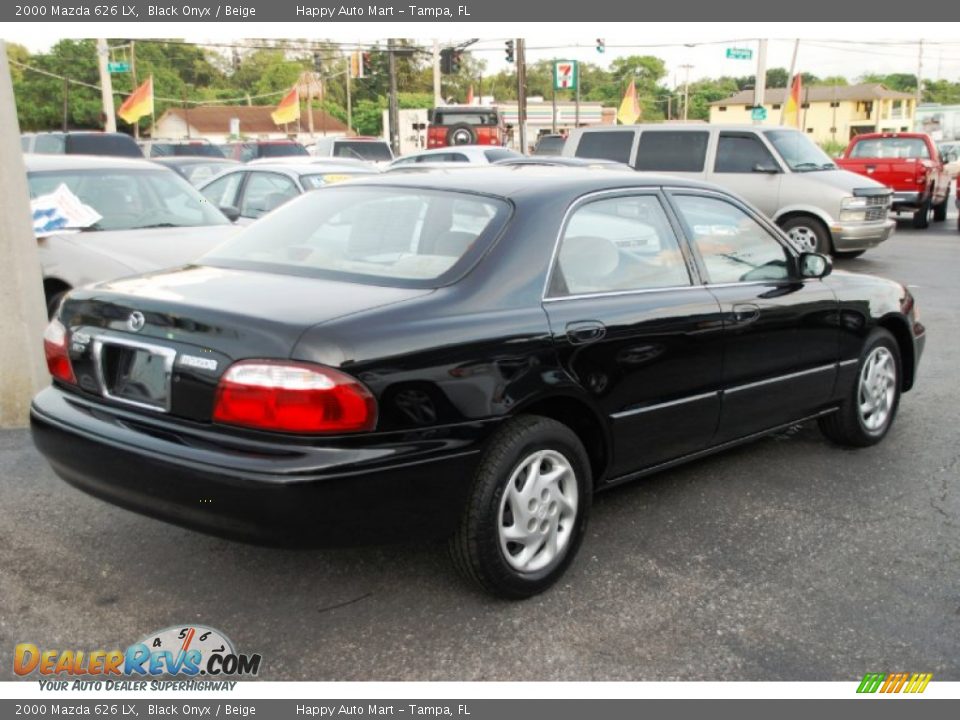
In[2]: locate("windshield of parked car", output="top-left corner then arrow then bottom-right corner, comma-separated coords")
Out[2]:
764,129 -> 836,171
258,143 -> 309,158
27,168 -> 230,231
333,141 -> 393,162
848,137 -> 930,159
203,186 -> 510,287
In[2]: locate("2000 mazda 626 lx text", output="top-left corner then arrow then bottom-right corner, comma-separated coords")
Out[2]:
31,166 -> 925,598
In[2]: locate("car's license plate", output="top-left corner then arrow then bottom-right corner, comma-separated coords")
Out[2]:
96,340 -> 176,411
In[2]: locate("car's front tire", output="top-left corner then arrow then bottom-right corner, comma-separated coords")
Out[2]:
932,195 -> 948,222
449,415 -> 592,599
913,198 -> 931,229
819,328 -> 901,447
780,216 -> 831,254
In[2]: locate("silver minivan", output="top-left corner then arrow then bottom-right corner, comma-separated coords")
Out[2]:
563,124 -> 895,257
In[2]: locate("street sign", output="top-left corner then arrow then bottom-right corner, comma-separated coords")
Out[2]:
751,106 -> 768,121
726,48 -> 753,60
554,60 -> 578,91
107,62 -> 130,73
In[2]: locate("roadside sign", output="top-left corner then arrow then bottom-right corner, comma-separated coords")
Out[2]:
751,106 -> 768,121
726,48 -> 753,60
554,60 -> 578,91
107,61 -> 130,73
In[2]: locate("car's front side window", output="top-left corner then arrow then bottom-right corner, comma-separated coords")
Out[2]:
671,194 -> 791,284
239,173 -> 299,219
549,194 -> 691,297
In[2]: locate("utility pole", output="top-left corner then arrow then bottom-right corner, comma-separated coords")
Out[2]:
551,61 -> 557,134
680,64 -> 693,122
781,38 -> 799,125
754,39 -> 768,125
345,61 -> 353,135
432,39 -> 442,107
62,77 -> 69,131
129,41 -> 138,139
96,38 -> 116,132
0,41 -> 50,427
387,38 -> 400,156
916,39 -> 924,111
516,38 -> 527,153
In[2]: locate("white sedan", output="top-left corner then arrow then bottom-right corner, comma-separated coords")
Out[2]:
387,145 -> 521,171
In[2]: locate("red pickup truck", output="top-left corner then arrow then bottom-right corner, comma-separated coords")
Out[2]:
837,132 -> 950,229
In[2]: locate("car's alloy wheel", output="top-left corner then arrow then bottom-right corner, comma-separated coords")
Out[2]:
449,415 -> 592,598
857,346 -> 897,433
819,328 -> 901,447
497,449 -> 578,574
780,216 -> 829,254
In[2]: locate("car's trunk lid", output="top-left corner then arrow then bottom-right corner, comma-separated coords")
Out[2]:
58,265 -> 431,423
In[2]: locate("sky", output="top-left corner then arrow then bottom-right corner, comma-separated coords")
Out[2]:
7,23 -> 960,90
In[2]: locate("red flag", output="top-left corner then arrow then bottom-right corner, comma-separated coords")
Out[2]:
118,76 -> 153,125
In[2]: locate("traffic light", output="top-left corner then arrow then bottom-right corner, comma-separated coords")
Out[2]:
313,52 -> 322,73
440,47 -> 453,75
362,52 -> 373,76
596,38 -> 605,54
505,40 -> 515,64
451,50 -> 463,74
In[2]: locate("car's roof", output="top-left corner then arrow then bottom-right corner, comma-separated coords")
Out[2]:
573,124 -> 797,133
151,156 -> 239,166
336,164 -> 723,200
391,145 -> 504,163
207,162 -> 377,178
23,153 -> 169,171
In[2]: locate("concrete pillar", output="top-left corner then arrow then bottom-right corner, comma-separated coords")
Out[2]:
0,41 -> 50,428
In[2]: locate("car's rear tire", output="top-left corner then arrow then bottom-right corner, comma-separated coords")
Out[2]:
446,123 -> 478,146
819,328 -> 901,447
932,195 -> 948,222
780,216 -> 831,254
913,198 -> 931,229
449,415 -> 592,599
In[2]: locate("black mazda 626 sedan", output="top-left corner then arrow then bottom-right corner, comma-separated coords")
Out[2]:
31,167 -> 925,598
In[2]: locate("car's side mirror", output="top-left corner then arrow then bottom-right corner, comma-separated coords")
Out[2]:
799,252 -> 832,279
219,205 -> 241,222
752,162 -> 779,174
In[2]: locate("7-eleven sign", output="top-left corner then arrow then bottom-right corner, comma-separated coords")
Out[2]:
554,60 -> 578,91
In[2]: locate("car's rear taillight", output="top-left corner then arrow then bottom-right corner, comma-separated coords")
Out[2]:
213,361 -> 377,434
43,319 -> 76,384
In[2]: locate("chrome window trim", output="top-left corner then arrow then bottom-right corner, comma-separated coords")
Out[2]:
724,363 -> 836,395
838,358 -> 860,367
611,390 -> 718,420
91,335 -> 178,413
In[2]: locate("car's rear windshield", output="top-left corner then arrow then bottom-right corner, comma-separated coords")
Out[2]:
28,168 -> 230,231
150,143 -> 225,158
333,141 -> 393,161
848,137 -> 930,159
203,186 -> 511,288
534,136 -> 565,155
258,143 -> 309,158
435,111 -> 499,126
65,134 -> 142,158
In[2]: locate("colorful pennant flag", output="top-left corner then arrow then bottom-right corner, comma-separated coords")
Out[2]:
783,74 -> 802,128
117,76 -> 154,125
617,79 -> 641,125
270,87 -> 300,125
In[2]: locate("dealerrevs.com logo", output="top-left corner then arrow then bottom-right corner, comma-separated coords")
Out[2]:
14,625 -> 262,685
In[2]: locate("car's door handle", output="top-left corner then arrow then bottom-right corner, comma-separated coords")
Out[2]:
566,321 -> 606,345
731,303 -> 760,325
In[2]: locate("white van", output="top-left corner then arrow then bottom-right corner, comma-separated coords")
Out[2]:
563,124 -> 895,257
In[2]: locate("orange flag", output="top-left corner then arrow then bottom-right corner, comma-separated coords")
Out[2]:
466,85 -> 474,105
617,79 -> 641,125
783,74 -> 802,128
118,76 -> 153,125
271,87 -> 300,125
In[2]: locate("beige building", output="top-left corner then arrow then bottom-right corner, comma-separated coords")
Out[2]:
709,83 -> 916,145
152,106 -> 347,144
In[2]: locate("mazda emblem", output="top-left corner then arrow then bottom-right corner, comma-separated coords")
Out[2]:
127,311 -> 146,332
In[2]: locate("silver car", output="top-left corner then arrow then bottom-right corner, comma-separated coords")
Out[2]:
563,124 -> 896,257
26,154 -> 238,316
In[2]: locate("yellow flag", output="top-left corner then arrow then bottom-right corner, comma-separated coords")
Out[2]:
617,79 -> 641,125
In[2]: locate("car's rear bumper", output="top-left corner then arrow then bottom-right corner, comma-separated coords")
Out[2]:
830,219 -> 896,252
30,386 -> 488,546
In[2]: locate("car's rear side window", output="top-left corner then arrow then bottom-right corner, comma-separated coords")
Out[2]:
635,131 -> 709,172
549,194 -> 691,297
203,186 -> 511,288
574,131 -> 635,164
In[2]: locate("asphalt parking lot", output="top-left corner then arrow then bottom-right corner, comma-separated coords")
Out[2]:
1,212 -> 958,682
